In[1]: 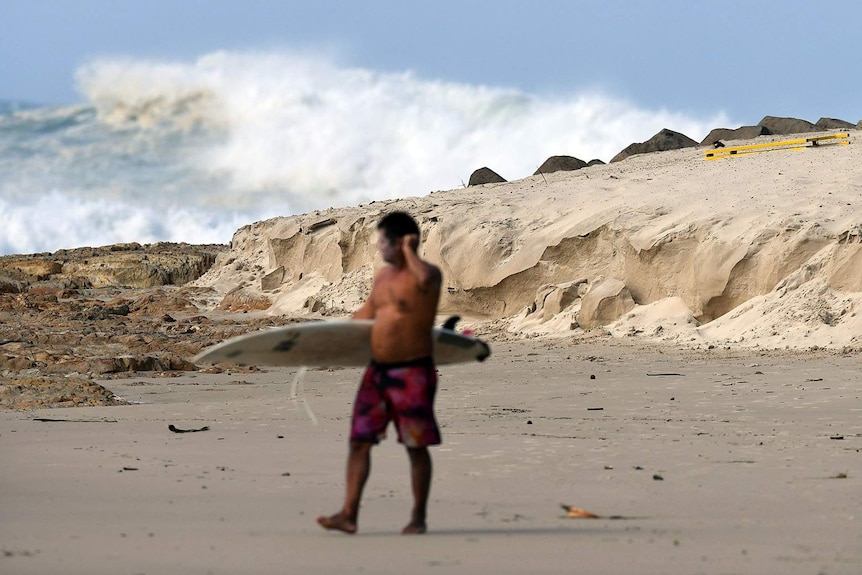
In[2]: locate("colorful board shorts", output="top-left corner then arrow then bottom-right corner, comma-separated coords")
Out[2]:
350,356 -> 441,448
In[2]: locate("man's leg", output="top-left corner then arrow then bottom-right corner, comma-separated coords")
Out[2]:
317,440 -> 373,533
403,446 -> 432,534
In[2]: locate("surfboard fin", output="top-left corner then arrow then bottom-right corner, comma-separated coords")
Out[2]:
442,315 -> 461,330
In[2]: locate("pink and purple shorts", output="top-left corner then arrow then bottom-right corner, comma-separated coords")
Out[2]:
350,356 -> 441,448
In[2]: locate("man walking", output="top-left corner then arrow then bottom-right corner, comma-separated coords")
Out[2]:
317,211 -> 443,535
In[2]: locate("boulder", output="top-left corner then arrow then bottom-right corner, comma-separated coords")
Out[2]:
468,167 -> 507,186
586,159 -> 606,167
701,125 -> 771,147
576,277 -> 635,329
757,116 -> 817,135
814,117 -> 855,130
610,129 -> 698,163
534,156 -> 587,175
0,276 -> 25,294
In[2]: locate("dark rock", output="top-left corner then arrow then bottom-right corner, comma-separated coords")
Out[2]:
534,156 -> 587,175
80,305 -> 111,321
610,129 -> 698,163
586,159 -> 606,167
0,276 -> 26,294
757,116 -> 818,135
815,117 -> 856,130
468,167 -> 507,186
107,304 -> 130,316
107,242 -> 143,252
701,125 -> 771,147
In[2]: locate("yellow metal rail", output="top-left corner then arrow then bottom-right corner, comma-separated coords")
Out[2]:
705,132 -> 850,159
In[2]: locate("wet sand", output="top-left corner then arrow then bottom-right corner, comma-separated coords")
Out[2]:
2,338 -> 860,574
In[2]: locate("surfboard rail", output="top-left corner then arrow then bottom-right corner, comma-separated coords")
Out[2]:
193,319 -> 490,368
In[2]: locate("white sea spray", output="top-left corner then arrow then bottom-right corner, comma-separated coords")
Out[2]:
0,50 -> 731,255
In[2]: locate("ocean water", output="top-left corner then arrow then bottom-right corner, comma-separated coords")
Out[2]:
0,51 -> 729,256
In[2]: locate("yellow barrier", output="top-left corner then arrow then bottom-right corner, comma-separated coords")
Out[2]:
705,132 -> 850,159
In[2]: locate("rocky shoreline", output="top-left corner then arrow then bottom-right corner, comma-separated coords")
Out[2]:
0,242 -> 292,410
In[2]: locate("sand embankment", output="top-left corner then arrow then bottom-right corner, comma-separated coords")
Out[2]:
195,130 -> 862,350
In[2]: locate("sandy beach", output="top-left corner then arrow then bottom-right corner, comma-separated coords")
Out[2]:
2,336 -> 860,574
3,127 -> 862,574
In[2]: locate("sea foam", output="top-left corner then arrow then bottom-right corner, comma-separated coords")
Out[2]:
0,50 -> 731,255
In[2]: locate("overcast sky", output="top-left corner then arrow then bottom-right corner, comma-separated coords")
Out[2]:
3,0 -> 860,125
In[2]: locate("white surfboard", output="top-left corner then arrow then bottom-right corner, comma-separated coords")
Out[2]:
192,319 -> 491,367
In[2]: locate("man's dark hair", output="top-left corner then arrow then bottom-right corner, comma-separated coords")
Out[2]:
378,211 -> 420,242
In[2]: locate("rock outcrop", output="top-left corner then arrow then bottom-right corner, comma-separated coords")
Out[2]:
757,116 -> 818,135
815,117 -> 856,130
610,129 -> 698,163
534,156 -> 587,175
701,125 -> 771,147
0,241 -> 284,410
0,243 -> 225,289
468,167 -> 507,186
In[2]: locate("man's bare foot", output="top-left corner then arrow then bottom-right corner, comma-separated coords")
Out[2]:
317,512 -> 357,534
401,520 -> 427,535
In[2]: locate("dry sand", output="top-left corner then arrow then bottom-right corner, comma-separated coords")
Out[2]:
2,337 -> 860,574
194,130 -> 862,351
3,131 -> 862,574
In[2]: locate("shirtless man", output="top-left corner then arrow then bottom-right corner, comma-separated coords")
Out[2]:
317,211 -> 443,535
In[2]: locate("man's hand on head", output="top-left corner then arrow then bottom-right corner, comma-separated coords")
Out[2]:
403,234 -> 420,253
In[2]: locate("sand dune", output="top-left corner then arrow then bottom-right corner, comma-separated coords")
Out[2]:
195,130 -> 861,350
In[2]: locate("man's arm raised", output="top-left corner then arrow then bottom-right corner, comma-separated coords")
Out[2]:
401,234 -> 441,291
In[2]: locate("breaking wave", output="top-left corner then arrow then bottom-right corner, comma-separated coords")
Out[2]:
0,50 -> 731,255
